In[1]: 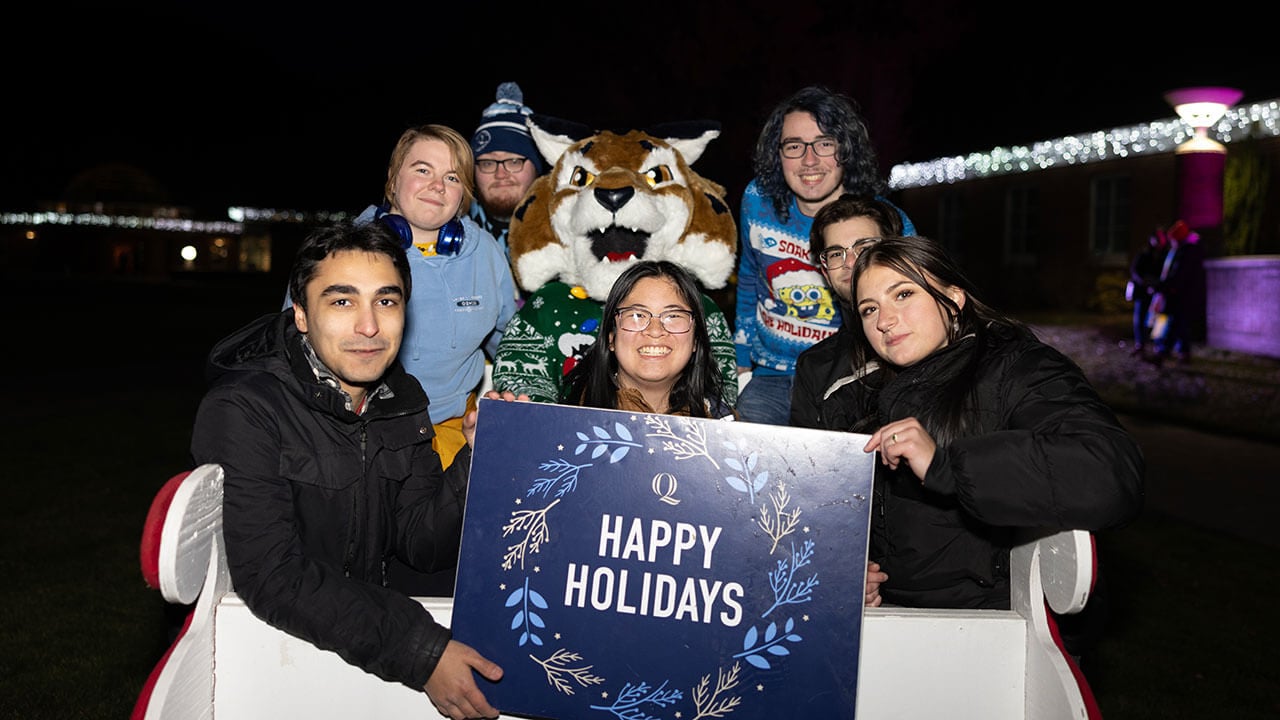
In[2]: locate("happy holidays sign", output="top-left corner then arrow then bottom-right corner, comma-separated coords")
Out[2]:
452,400 -> 874,719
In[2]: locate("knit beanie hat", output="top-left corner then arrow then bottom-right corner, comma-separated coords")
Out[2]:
471,81 -> 545,174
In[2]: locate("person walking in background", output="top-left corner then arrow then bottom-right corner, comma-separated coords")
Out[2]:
1128,226 -> 1168,357
563,260 -> 736,419
1150,219 -> 1206,366
468,81 -> 546,291
804,234 -> 1144,662
191,221 -> 504,720
733,85 -> 914,425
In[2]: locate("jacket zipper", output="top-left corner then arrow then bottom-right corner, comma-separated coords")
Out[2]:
342,423 -> 368,578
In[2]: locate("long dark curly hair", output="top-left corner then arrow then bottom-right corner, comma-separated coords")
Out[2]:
752,86 -> 887,222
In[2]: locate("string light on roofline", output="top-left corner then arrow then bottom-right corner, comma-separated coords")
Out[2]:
889,99 -> 1280,190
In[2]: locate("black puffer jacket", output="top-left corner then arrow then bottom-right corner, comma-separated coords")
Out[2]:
793,325 -> 1144,609
190,310 -> 471,690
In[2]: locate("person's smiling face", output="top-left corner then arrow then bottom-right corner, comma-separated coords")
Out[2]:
818,216 -> 883,305
390,138 -> 464,237
779,111 -> 844,217
609,275 -> 695,410
475,151 -> 538,220
293,249 -> 405,406
855,263 -> 964,368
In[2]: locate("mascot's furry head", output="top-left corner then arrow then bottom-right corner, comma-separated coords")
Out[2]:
508,115 -> 737,300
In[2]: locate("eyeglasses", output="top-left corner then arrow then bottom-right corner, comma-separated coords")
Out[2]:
616,307 -> 695,334
817,237 -> 882,269
475,157 -> 529,174
779,138 -> 838,159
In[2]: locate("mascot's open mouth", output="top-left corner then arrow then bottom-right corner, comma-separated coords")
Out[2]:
587,226 -> 650,263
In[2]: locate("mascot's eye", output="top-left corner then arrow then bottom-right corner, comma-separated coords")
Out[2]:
643,165 -> 673,187
570,167 -> 596,188
806,288 -> 823,302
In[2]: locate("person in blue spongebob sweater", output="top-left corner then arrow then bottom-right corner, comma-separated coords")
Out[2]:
733,85 -> 914,425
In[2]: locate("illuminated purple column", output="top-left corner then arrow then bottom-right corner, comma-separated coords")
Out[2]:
1164,86 -> 1243,229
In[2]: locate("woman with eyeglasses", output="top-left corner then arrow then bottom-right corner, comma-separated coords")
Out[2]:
563,260 -> 735,419
810,233 -> 1144,663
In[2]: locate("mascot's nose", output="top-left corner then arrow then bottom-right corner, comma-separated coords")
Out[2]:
594,186 -> 634,214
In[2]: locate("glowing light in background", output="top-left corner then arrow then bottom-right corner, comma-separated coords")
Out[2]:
889,99 -> 1280,190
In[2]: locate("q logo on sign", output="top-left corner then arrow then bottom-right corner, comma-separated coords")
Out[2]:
651,472 -> 680,506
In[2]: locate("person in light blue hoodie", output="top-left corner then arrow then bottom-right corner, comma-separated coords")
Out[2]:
352,123 -> 517,468
347,123 -> 517,598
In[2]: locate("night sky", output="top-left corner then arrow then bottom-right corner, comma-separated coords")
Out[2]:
7,2 -> 1276,217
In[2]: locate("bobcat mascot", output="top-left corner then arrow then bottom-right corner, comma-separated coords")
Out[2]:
491,114 -> 739,405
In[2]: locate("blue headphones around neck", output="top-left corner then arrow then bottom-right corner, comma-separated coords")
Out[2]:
374,203 -> 464,256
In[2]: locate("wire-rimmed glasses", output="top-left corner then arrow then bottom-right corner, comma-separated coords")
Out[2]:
615,307 -> 694,334
816,237 -> 882,269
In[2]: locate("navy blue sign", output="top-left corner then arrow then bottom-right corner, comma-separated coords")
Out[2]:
453,400 -> 874,719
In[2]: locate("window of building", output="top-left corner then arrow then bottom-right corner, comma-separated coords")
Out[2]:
1004,185 -> 1038,265
1091,175 -> 1131,263
239,234 -> 273,273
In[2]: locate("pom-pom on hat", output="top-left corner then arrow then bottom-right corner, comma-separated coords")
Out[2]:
471,81 -> 545,174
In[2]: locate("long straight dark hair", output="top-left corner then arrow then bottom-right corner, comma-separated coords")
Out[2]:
848,235 -> 1028,443
564,260 -> 726,417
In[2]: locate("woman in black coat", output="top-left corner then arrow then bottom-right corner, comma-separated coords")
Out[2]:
837,236 -> 1144,634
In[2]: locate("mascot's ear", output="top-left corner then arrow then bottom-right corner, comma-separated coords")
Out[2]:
527,113 -> 594,169
647,120 -> 722,166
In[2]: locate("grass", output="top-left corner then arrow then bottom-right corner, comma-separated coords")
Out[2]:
1092,517 -> 1280,719
2,276 -> 1278,718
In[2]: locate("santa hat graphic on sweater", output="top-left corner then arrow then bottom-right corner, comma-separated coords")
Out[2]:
767,257 -> 824,294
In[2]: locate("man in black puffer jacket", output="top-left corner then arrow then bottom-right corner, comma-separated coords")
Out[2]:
191,220 -> 502,720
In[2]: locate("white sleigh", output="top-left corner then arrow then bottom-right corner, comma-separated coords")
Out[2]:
131,464 -> 1101,720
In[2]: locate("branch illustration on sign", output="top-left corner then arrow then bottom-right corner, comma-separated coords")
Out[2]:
504,576 -> 549,647
763,539 -> 818,617
721,440 -> 769,504
733,616 -> 803,670
502,498 -> 561,570
530,648 -> 606,696
588,679 -> 683,720
574,421 -> 640,463
757,482 -> 801,554
529,459 -> 593,498
690,663 -> 743,719
643,415 -> 721,469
